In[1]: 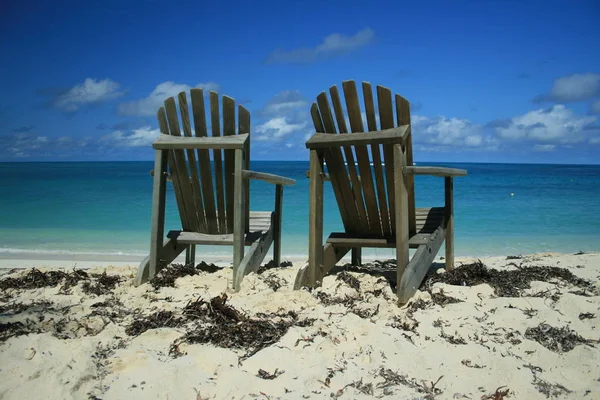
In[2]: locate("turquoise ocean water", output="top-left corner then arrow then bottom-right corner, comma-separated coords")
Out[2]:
1,161 -> 599,261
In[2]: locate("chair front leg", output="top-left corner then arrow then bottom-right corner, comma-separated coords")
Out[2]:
308,150 -> 324,287
273,184 -> 283,267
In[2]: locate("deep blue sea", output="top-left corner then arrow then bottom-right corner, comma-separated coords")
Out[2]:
1,161 -> 599,261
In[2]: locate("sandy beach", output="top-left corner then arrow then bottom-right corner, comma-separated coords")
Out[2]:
1,252 -> 598,399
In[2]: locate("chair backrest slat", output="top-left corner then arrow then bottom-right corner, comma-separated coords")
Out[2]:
164,97 -> 199,231
178,92 -> 207,232
209,91 -> 227,234
395,94 -> 416,234
341,81 -> 382,236
376,85 -> 397,231
222,96 -> 236,233
362,82 -> 391,235
315,92 -> 360,234
190,89 -> 219,234
158,107 -> 188,228
329,85 -> 368,232
238,105 -> 251,229
160,90 -> 249,235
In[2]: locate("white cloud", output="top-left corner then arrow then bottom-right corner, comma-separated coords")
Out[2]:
54,78 -> 125,111
590,99 -> 600,114
534,73 -> 600,103
533,144 -> 556,152
255,117 -> 308,141
412,115 -> 495,149
261,90 -> 309,116
266,28 -> 374,64
589,137 -> 600,145
494,105 -> 597,143
101,126 -> 161,147
0,133 -> 90,159
118,81 -> 220,116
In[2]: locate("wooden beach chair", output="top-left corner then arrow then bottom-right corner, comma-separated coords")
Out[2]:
135,89 -> 295,290
293,80 -> 466,304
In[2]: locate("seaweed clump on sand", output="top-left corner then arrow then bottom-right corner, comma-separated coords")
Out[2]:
125,310 -> 182,336
82,272 -> 122,296
149,261 -> 223,289
125,293 -> 314,360
524,323 -> 596,353
0,268 -> 122,295
421,260 -> 597,297
0,268 -> 79,291
171,293 -> 314,360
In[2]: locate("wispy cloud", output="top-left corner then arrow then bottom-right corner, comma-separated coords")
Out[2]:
118,81 -> 219,117
0,133 -> 91,159
532,73 -> 600,103
52,78 -> 125,112
265,28 -> 374,64
100,126 -> 160,147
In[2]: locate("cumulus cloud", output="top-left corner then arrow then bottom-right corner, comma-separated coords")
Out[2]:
254,90 -> 312,143
255,117 -> 308,141
118,81 -> 220,117
533,73 -> 600,103
412,115 -> 496,150
53,78 -> 125,111
100,126 -> 161,147
265,28 -> 374,64
494,105 -> 597,143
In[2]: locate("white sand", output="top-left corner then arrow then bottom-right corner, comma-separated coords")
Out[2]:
1,252 -> 599,399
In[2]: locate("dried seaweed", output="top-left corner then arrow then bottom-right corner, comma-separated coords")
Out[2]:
82,272 -> 122,296
336,271 -> 361,290
257,369 -> 284,380
196,261 -> 222,273
125,310 -> 182,336
481,386 -> 510,399
532,377 -> 571,398
422,260 -> 597,297
167,294 -> 314,360
0,268 -> 76,290
378,368 -> 443,399
579,312 -> 595,320
257,260 -> 293,275
149,263 -> 198,289
0,321 -> 28,341
429,290 -> 462,307
525,324 -> 595,352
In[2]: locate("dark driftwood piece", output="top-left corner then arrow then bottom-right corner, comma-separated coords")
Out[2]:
294,80 -> 467,305
135,90 -> 295,290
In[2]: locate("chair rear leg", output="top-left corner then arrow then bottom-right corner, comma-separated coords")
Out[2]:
351,248 -> 362,266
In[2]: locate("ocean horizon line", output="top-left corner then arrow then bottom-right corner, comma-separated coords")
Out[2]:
2,160 -> 600,167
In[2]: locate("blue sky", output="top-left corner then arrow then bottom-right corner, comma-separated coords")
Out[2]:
1,0 -> 599,163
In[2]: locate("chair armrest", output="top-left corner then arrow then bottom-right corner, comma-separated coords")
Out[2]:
306,125 -> 410,149
153,133 -> 249,150
242,170 -> 296,186
405,166 -> 467,177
